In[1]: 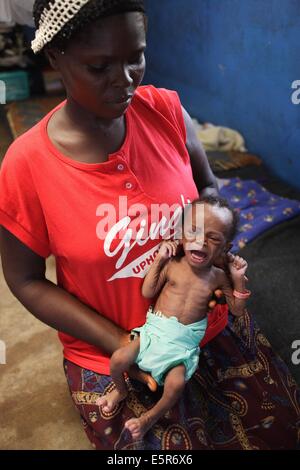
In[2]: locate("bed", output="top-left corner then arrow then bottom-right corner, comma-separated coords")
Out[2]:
209,156 -> 300,385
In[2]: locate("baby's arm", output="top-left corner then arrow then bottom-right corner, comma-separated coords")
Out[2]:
142,240 -> 179,299
217,255 -> 250,317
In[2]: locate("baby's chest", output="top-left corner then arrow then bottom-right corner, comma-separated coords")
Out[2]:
167,272 -> 213,300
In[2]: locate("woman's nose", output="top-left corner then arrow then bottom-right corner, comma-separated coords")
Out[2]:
112,64 -> 133,88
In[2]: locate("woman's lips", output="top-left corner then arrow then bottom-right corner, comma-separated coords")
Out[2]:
107,95 -> 133,104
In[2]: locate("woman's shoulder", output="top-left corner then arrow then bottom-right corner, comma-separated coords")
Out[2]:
134,85 -> 186,142
134,84 -> 184,125
135,84 -> 181,110
2,100 -> 65,167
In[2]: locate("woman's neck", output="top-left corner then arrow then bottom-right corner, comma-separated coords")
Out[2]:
64,96 -> 123,133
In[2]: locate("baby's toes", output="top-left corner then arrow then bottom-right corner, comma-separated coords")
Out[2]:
103,401 -> 114,413
125,419 -> 142,439
131,430 -> 142,440
96,396 -> 107,407
125,418 -> 138,431
96,397 -> 114,412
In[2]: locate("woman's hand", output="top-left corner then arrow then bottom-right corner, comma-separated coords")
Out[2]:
208,288 -> 224,310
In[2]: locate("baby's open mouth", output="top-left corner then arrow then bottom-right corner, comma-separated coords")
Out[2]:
190,250 -> 208,263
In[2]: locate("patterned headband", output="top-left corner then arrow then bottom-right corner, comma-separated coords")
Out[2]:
32,0 -> 145,54
32,0 -> 92,53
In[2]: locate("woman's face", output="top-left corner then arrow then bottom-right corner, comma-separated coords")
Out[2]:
48,12 -> 147,119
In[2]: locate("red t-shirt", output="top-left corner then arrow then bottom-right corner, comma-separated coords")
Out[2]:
0,85 -> 227,374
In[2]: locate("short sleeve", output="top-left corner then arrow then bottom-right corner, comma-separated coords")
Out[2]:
138,86 -> 187,143
0,142 -> 51,258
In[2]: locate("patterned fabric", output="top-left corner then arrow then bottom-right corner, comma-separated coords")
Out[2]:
63,311 -> 300,450
219,177 -> 300,252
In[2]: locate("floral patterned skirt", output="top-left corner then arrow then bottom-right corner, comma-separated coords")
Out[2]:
63,311 -> 300,450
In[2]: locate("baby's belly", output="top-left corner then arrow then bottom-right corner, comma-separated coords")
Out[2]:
153,299 -> 208,325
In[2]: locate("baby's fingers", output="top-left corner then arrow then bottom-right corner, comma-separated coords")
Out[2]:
172,241 -> 179,256
233,256 -> 246,269
166,241 -> 179,257
237,260 -> 248,270
166,243 -> 173,257
158,244 -> 168,258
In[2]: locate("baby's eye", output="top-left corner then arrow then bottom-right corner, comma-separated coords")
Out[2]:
209,236 -> 221,243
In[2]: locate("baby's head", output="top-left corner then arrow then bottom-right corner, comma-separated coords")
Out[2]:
180,195 -> 239,269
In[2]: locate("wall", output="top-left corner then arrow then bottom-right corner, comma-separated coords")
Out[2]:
144,0 -> 300,190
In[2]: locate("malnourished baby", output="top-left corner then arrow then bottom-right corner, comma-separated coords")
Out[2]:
97,196 -> 250,439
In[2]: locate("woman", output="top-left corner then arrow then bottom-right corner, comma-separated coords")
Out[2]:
0,0 -> 299,450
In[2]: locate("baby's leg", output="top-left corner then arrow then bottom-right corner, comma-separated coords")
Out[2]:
96,339 -> 140,412
125,364 -> 186,440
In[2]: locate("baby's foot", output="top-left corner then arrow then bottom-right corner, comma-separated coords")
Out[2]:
124,414 -> 153,440
144,374 -> 158,392
96,388 -> 127,412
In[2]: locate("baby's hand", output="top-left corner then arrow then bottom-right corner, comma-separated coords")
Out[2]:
228,254 -> 248,280
158,239 -> 181,259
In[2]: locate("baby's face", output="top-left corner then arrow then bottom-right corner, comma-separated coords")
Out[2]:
182,203 -> 232,269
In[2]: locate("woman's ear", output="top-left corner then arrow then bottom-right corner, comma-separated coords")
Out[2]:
44,48 -> 60,70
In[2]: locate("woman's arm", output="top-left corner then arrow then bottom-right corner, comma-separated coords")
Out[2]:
182,106 -> 219,197
0,227 -> 129,356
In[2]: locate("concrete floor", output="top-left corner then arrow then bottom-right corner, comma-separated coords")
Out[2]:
0,108 -> 91,449
0,254 -> 92,449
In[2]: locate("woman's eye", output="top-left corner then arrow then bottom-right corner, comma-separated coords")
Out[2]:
88,64 -> 108,73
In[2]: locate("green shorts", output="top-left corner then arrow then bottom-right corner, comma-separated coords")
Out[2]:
132,306 -> 207,386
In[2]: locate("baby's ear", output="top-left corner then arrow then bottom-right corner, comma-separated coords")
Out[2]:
224,242 -> 233,253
